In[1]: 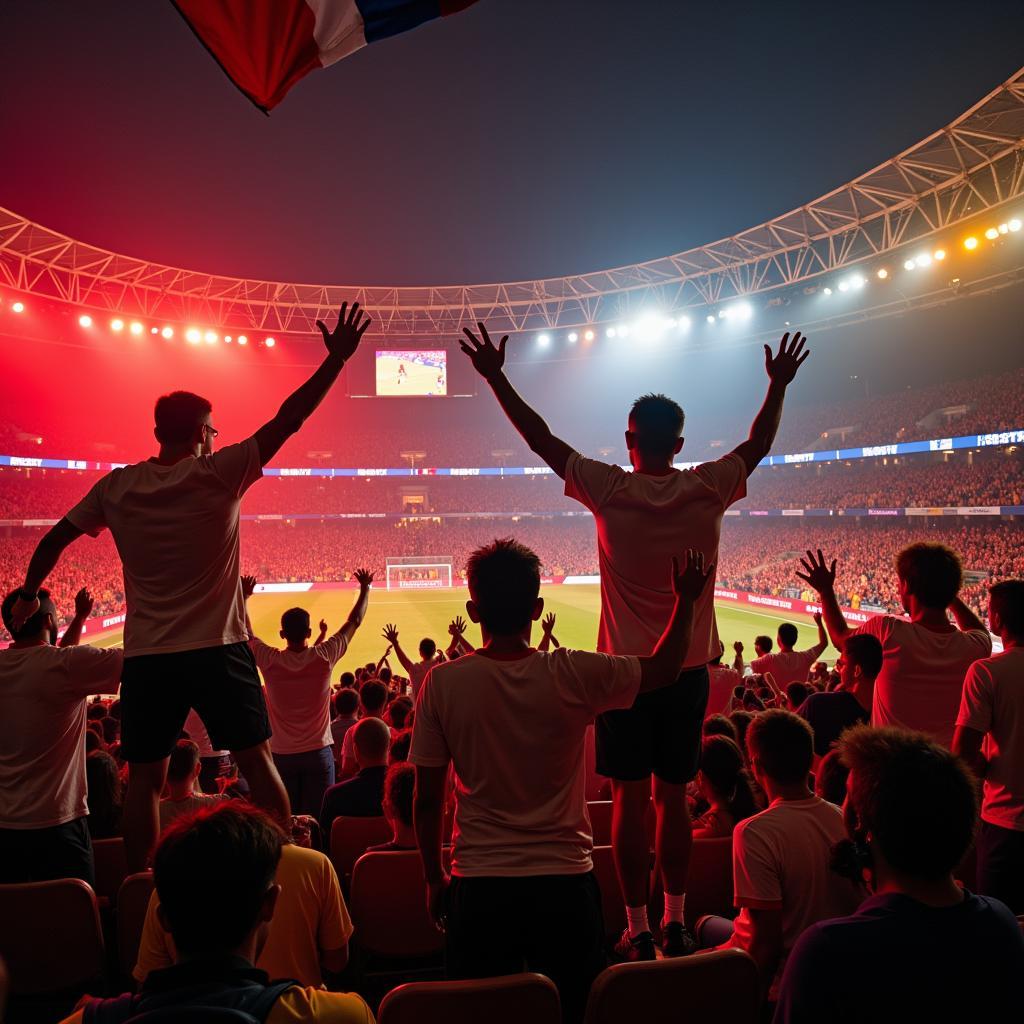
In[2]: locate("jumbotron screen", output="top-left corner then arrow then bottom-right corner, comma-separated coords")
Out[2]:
375,350 -> 447,396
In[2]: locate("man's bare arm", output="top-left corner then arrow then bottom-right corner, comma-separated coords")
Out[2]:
253,303 -> 370,467
59,588 -> 95,648
952,725 -> 988,779
459,323 -> 574,479
414,764 -> 451,930
949,596 -> 987,634
382,623 -> 416,674
797,550 -> 853,646
9,518 -> 85,630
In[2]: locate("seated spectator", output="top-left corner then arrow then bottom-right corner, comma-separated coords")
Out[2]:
800,543 -> 992,747
707,710 -> 864,1003
330,688 -> 360,764
367,762 -> 418,852
100,716 -> 120,746
389,728 -> 413,764
184,708 -> 231,795
387,696 -> 413,731
0,586 -> 121,883
320,718 -> 391,836
159,740 -> 224,831
954,579 -> 1024,913
85,729 -> 103,754
73,802 -> 367,1022
785,682 -> 810,709
813,748 -> 849,806
751,617 -> 828,688
703,713 -> 739,742
708,652 -> 743,715
86,749 -> 125,839
797,633 -> 882,762
775,726 -> 1024,1022
694,735 -> 761,838
339,679 -> 390,779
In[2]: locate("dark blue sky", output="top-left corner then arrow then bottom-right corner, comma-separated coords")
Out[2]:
2,0 -> 1023,286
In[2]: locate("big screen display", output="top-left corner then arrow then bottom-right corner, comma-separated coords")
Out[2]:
375,350 -> 448,396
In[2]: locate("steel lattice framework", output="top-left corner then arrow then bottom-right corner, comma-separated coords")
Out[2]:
3,67 -> 1024,338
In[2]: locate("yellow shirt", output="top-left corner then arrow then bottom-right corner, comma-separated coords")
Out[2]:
134,845 -> 353,987
61,987 -> 373,1024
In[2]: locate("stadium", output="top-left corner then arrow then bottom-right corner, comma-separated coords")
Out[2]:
2,5 -> 1024,1022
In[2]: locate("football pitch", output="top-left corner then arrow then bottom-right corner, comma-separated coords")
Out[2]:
93,585 -> 837,679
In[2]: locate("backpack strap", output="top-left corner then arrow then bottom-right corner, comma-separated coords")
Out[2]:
243,980 -> 300,1023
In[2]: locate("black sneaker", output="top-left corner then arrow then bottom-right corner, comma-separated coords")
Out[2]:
613,928 -> 656,962
661,920 -> 697,957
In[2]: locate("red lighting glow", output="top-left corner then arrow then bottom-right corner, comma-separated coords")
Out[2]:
264,337 -> 276,348
78,314 -> 93,328
12,301 -> 26,313
237,335 -> 248,346
111,319 -> 124,331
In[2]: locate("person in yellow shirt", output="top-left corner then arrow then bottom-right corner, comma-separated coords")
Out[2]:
134,834 -> 353,987
62,802 -> 371,1024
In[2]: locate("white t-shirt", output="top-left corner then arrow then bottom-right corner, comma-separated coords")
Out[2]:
0,644 -> 123,829
66,438 -> 263,657
411,647 -> 641,877
729,796 -> 864,995
409,657 -> 439,699
751,643 -> 827,687
957,647 -> 1024,831
708,664 -> 742,716
564,451 -> 746,665
251,633 -> 349,754
855,615 -> 992,748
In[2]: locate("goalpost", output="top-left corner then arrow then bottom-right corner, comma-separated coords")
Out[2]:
385,555 -> 455,591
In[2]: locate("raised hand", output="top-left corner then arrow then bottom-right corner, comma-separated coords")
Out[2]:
319,618 -> 328,633
459,322 -> 508,381
448,615 -> 468,637
74,588 -> 94,619
383,623 -> 399,646
316,301 -> 372,361
733,640 -> 744,654
672,549 -> 715,600
813,611 -> 824,627
542,612 -> 557,635
796,549 -> 837,594
241,575 -> 258,600
353,568 -> 375,589
764,331 -> 810,386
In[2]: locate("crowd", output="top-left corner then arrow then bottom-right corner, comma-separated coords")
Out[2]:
2,320 -> 1024,1024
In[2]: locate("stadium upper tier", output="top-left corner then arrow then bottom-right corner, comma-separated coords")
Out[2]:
2,67 -> 1024,336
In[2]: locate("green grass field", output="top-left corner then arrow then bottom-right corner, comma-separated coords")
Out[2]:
93,585 -> 837,680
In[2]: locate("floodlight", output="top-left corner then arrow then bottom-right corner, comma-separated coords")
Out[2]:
111,318 -> 124,331
79,314 -> 93,328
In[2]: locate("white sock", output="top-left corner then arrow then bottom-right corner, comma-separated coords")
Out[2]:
663,892 -> 686,925
626,905 -> 650,937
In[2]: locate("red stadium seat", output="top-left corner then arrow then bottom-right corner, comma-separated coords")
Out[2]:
0,879 -> 104,995
649,835 -> 733,937
116,872 -> 156,979
379,973 -> 561,1024
92,836 -> 129,905
584,949 -> 758,1024
349,852 -> 445,959
329,816 -> 393,882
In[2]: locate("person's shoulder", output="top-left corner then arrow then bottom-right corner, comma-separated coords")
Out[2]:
279,841 -> 332,877
273,985 -> 372,1024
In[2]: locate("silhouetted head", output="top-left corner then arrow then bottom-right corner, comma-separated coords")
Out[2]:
466,538 -> 543,638
154,391 -> 215,453
626,394 -> 685,466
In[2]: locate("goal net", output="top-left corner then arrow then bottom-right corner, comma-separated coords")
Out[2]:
385,555 -> 454,591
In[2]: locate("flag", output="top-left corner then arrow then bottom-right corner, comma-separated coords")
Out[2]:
172,0 -> 479,113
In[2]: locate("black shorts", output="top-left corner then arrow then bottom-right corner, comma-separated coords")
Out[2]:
120,641 -> 271,763
595,665 -> 709,784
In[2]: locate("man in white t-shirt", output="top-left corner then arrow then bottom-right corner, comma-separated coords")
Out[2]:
7,302 -> 372,870
0,586 -> 123,883
460,322 -> 810,959
954,579 -> 1024,913
412,539 -> 712,1024
381,624 -> 440,699
798,543 -> 992,749
750,615 -> 828,687
243,570 -> 373,816
703,709 -> 864,1003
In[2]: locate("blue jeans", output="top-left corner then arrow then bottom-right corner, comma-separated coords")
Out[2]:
273,746 -> 336,818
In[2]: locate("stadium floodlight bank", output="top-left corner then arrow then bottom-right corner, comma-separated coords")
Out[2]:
386,555 -> 455,590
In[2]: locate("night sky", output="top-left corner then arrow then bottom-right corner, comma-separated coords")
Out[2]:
2,1 -> 1024,287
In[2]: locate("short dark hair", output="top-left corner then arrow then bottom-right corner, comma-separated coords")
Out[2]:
841,725 -> 978,878
815,748 -> 850,806
353,717 -> 391,763
154,391 -> 212,445
378,667 -> 393,684
340,671 -> 355,688
419,637 -> 437,658
628,394 -> 685,458
895,542 -> 962,609
388,700 -> 411,731
101,716 -> 120,745
1,587 -> 54,642
702,714 -> 738,742
335,688 -> 359,716
747,709 -> 813,785
154,803 -> 284,956
754,635 -> 773,653
280,607 -> 310,642
843,633 -> 884,678
786,682 -> 810,709
167,739 -> 200,782
389,728 -> 413,764
990,580 -> 1024,638
466,538 -> 541,635
359,679 -> 388,714
383,762 -> 415,826
729,710 -> 754,754
778,623 -> 798,648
